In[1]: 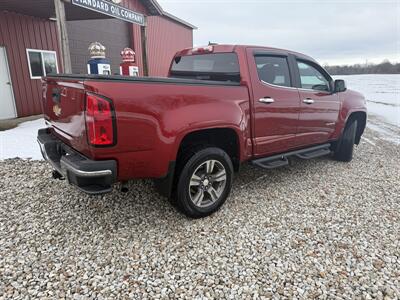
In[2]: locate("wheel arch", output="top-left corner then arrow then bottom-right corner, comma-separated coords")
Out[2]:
176,127 -> 242,172
345,111 -> 367,145
155,126 -> 243,199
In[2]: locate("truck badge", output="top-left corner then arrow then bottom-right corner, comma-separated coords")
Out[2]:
53,104 -> 62,117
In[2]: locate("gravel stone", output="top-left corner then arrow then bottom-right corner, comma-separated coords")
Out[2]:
0,128 -> 399,299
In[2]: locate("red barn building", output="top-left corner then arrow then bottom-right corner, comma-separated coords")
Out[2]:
0,0 -> 196,120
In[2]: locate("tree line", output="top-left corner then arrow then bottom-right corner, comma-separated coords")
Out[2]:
324,60 -> 400,75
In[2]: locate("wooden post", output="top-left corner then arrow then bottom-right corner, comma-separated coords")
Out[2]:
140,17 -> 149,77
54,0 -> 72,73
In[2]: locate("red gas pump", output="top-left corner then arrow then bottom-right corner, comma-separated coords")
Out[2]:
120,48 -> 139,76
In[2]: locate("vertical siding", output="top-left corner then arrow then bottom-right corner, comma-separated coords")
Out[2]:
121,0 -> 148,14
146,16 -> 193,77
0,11 -> 60,117
122,0 -> 194,77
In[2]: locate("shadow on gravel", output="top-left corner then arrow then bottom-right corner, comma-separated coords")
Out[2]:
51,154 -> 339,233
233,155 -> 334,189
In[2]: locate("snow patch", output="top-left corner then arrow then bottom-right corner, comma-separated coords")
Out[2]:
336,74 -> 400,127
361,137 -> 377,147
0,119 -> 45,160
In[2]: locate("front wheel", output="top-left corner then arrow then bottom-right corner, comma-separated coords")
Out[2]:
333,120 -> 358,162
175,147 -> 233,218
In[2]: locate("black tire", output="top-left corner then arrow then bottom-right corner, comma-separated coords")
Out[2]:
175,147 -> 233,218
333,120 -> 358,162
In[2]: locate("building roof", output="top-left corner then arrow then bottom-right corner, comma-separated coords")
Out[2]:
141,0 -> 163,15
162,11 -> 197,29
0,0 -> 196,30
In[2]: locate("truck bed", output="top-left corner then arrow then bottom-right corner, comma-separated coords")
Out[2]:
43,74 -> 250,181
46,74 -> 241,86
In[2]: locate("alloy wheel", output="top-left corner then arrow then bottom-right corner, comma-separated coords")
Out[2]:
188,159 -> 227,208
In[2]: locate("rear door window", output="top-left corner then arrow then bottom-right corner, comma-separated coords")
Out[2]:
254,55 -> 292,87
170,53 -> 240,82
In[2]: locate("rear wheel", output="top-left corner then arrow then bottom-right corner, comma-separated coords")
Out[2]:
333,120 -> 358,162
175,147 -> 233,218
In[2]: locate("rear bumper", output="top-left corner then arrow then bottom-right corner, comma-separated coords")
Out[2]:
37,128 -> 117,194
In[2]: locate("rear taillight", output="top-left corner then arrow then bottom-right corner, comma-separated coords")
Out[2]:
85,93 -> 115,146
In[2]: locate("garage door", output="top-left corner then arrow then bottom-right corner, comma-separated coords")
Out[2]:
67,19 -> 131,74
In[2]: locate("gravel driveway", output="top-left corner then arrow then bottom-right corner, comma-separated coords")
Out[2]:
0,128 -> 399,299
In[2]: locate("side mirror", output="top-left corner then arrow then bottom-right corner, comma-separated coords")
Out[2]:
334,79 -> 347,93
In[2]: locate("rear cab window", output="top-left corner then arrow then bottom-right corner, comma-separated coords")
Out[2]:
170,53 -> 240,83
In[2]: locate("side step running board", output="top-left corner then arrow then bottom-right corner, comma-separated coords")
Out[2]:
251,143 -> 331,170
296,148 -> 332,160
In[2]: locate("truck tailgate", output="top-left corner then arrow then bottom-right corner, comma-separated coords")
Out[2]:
43,77 -> 89,155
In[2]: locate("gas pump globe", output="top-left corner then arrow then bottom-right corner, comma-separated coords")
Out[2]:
120,47 -> 139,76
87,42 -> 111,75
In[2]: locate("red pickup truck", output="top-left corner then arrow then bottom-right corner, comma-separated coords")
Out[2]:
38,45 -> 367,218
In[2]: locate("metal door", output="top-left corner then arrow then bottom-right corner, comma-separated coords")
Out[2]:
0,47 -> 16,120
294,59 -> 340,146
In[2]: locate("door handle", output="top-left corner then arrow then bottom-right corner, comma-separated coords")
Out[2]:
6,82 -> 11,85
303,98 -> 315,104
259,97 -> 275,104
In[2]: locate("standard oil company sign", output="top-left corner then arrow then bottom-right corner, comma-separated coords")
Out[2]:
72,0 -> 145,26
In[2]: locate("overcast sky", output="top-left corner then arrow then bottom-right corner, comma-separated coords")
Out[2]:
158,0 -> 399,66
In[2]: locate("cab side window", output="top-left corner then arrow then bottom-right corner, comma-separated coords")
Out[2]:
255,56 -> 291,87
297,61 -> 331,92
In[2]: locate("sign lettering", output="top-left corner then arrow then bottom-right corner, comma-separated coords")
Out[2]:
72,0 -> 145,26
